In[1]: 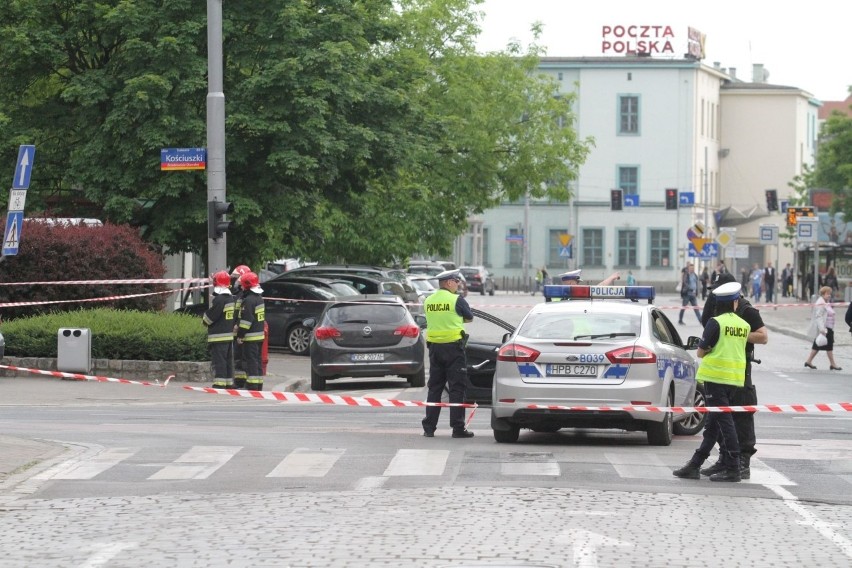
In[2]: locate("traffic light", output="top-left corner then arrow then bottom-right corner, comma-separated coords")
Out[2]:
765,189 -> 778,211
208,200 -> 234,240
665,189 -> 678,210
610,189 -> 623,211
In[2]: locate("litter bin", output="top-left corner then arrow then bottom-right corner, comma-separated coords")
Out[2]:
57,328 -> 92,373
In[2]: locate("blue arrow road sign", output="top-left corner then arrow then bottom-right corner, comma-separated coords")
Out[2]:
687,241 -> 719,259
624,194 -> 640,207
679,191 -> 695,205
3,210 -> 23,255
12,145 -> 35,190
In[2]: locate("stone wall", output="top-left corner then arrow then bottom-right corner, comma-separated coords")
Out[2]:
0,356 -> 212,383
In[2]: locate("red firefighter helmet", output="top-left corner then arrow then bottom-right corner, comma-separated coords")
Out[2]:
212,271 -> 231,288
239,271 -> 259,290
231,264 -> 251,278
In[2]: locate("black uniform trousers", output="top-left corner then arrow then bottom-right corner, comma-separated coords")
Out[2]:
422,341 -> 467,433
707,364 -> 758,457
242,341 -> 263,390
209,342 -> 234,385
690,381 -> 741,468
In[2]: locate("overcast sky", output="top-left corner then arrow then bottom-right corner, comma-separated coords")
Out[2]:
476,0 -> 850,103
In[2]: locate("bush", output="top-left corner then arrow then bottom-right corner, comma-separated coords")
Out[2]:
1,308 -> 208,361
0,221 -> 167,320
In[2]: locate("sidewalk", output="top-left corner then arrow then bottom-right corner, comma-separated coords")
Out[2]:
1,292 -> 845,486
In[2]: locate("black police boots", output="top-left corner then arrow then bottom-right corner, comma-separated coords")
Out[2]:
709,468 -> 742,482
452,429 -> 474,438
672,462 -> 701,479
740,454 -> 751,480
699,460 -> 726,477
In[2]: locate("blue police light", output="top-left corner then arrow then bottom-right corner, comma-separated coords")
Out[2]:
543,285 -> 656,303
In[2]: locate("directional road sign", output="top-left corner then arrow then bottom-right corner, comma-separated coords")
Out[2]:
3,210 -> 23,255
679,191 -> 695,205
623,194 -> 640,207
12,145 -> 35,190
688,241 -> 719,259
559,245 -> 573,258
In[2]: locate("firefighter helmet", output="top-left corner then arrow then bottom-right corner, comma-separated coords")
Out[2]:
239,271 -> 259,290
212,271 -> 231,288
231,264 -> 251,278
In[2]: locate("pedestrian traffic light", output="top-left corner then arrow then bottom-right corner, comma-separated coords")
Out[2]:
610,189 -> 623,211
665,189 -> 678,210
208,200 -> 235,240
765,189 -> 778,212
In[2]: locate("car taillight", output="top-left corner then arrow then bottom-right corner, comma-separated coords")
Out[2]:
473,275 -> 481,281
497,343 -> 540,362
315,326 -> 342,340
606,345 -> 656,364
393,324 -> 420,338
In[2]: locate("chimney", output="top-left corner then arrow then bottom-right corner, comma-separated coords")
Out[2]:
713,61 -> 721,69
729,67 -> 737,79
752,63 -> 765,83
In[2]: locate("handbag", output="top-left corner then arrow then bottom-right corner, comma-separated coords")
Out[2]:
675,282 -> 683,293
815,333 -> 828,347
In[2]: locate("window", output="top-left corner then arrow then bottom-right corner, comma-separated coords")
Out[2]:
617,229 -> 637,266
649,229 -> 671,267
618,166 -> 639,195
619,95 -> 639,134
548,229 -> 569,265
582,228 -> 603,266
507,227 -> 523,267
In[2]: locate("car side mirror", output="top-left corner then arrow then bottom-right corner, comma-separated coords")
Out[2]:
414,314 -> 427,329
685,336 -> 701,350
501,332 -> 511,344
303,317 -> 317,329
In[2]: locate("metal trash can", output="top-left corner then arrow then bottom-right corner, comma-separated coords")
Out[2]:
57,328 -> 92,373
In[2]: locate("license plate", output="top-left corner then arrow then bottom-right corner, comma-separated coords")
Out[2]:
351,353 -> 385,362
546,364 -> 598,377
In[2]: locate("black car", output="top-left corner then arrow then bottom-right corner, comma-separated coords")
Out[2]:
262,280 -> 342,355
460,266 -> 496,296
285,264 -> 421,308
268,275 -> 360,298
305,295 -> 426,391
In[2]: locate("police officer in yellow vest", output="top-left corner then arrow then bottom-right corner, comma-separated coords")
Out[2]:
422,269 -> 475,438
674,282 -> 750,482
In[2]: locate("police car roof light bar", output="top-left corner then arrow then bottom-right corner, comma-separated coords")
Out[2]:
542,285 -> 656,304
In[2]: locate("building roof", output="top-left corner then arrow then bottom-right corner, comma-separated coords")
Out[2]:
818,95 -> 852,119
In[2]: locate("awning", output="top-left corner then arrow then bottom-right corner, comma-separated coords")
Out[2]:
714,205 -> 768,227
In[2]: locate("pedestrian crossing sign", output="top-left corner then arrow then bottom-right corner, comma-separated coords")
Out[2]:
3,210 -> 23,256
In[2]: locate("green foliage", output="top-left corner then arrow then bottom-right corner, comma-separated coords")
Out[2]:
1,308 -> 208,361
812,110 -> 852,218
0,0 -> 592,267
0,221 -> 167,319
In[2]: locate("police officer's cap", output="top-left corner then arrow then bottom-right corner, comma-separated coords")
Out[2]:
436,269 -> 462,281
711,272 -> 737,289
712,282 -> 742,301
560,269 -> 582,282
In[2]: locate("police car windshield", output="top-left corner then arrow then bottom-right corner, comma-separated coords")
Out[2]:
518,313 -> 640,340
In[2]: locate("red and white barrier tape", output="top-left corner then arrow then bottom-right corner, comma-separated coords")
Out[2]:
0,278 -> 208,286
0,285 -> 208,308
525,403 -> 852,413
0,364 -> 172,388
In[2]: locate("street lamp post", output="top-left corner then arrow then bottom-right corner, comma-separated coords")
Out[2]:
206,0 -> 227,274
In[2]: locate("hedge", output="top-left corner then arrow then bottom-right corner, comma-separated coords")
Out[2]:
1,308 -> 208,361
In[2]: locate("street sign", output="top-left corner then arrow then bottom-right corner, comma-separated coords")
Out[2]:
505,235 -> 524,243
160,147 -> 207,171
716,227 -> 736,248
780,199 -> 789,213
623,194 -> 640,207
558,233 -> 572,246
3,210 -> 23,255
759,224 -> 779,245
12,145 -> 35,190
8,189 -> 26,212
724,244 -> 749,259
797,218 -> 818,242
679,192 -> 695,205
688,241 -> 719,259
559,245 -> 572,258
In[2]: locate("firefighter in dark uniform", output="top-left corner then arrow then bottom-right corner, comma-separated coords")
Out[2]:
230,265 -> 252,389
421,269 -> 475,438
699,272 -> 768,479
673,282 -> 749,482
203,271 -> 236,389
236,271 -> 266,391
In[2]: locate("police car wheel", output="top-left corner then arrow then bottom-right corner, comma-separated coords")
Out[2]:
646,391 -> 674,446
673,384 -> 707,436
493,424 -> 520,443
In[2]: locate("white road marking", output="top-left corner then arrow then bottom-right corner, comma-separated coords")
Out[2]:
148,446 -> 241,480
383,449 -> 448,476
354,476 -> 389,490
267,448 -> 345,477
606,452 -> 671,479
77,542 -> 138,568
501,452 -> 561,476
35,448 -> 138,480
767,484 -> 852,559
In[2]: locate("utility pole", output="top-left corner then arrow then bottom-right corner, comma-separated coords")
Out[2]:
206,0 -> 227,274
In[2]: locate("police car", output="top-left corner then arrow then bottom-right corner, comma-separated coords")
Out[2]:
491,284 -> 705,446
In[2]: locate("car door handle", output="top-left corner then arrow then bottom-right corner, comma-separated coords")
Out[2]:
469,360 -> 490,370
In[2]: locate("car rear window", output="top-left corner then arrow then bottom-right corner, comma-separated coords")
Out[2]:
460,268 -> 479,277
518,312 -> 640,340
326,303 -> 408,325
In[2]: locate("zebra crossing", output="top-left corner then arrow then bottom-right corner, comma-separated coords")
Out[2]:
31,444 -> 797,486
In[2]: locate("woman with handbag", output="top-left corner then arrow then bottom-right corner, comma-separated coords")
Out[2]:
804,286 -> 842,370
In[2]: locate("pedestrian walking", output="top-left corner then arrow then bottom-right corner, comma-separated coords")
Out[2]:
764,262 -> 776,303
740,268 -> 749,290
626,270 -> 636,286
421,269 -> 475,438
673,282 -> 749,482
677,263 -> 702,325
236,271 -> 266,391
700,273 -> 769,479
804,286 -> 842,371
230,264 -> 252,389
711,260 -> 727,288
533,268 -> 543,296
203,271 -> 236,389
750,263 -> 763,302
824,266 -> 839,296
781,263 -> 792,297
541,266 -> 549,286
700,266 -> 709,300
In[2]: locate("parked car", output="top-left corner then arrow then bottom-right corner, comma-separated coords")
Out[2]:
460,266 -> 496,296
268,275 -> 360,298
261,280 -> 343,355
285,265 -> 421,310
305,295 -> 426,391
407,263 -> 468,297
408,275 -> 438,300
490,284 -> 705,446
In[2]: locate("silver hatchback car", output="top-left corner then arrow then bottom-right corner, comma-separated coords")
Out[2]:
491,285 -> 704,446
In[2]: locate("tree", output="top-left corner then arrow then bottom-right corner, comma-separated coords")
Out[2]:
0,0 -> 591,268
812,105 -> 852,218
